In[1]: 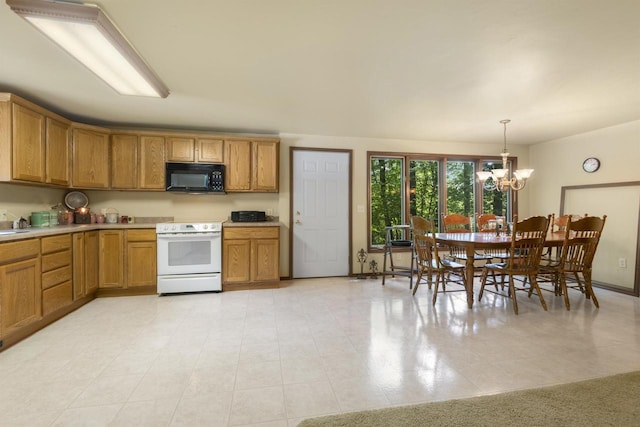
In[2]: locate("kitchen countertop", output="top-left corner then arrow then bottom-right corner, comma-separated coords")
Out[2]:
222,218 -> 281,227
0,218 -> 282,242
0,223 -> 158,243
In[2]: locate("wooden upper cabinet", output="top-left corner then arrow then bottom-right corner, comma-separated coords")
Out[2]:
224,139 -> 279,192
197,138 -> 224,163
166,137 -> 195,162
72,127 -> 110,188
0,96 -> 70,186
139,136 -> 165,189
12,103 -> 45,183
111,134 -> 138,189
166,136 -> 223,164
224,139 -> 252,191
45,118 -> 70,186
252,140 -> 278,192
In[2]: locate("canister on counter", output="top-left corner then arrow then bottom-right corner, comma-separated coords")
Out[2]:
31,211 -> 49,227
74,208 -> 91,224
49,210 -> 59,226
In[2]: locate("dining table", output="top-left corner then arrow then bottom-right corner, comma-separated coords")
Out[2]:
434,231 -> 565,308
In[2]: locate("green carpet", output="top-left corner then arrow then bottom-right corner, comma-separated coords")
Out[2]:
298,371 -> 640,427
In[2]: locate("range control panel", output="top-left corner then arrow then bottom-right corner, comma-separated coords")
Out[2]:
156,222 -> 222,234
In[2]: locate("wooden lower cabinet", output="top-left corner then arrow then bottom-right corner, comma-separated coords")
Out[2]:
223,226 -> 279,289
73,231 -> 99,299
99,230 -> 124,288
0,239 -> 41,338
98,229 -> 156,293
41,235 -> 72,316
85,231 -> 99,295
223,239 -> 251,283
126,230 -> 157,288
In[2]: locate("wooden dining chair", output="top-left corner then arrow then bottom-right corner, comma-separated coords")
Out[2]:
476,213 -> 509,261
476,213 -> 497,232
442,213 -> 493,269
411,215 -> 435,236
543,213 -> 588,262
538,215 -> 607,310
550,213 -> 588,233
413,233 -> 465,304
442,213 -> 472,233
479,215 -> 551,314
410,216 -> 435,283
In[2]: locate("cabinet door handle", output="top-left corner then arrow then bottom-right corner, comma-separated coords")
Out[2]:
295,220 -> 301,225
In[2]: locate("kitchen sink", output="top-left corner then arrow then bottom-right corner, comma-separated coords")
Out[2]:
0,230 -> 30,236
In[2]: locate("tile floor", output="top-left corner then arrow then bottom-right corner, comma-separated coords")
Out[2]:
1,276 -> 639,426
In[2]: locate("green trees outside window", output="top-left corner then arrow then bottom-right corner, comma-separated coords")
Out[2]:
369,154 -> 515,249
480,161 -> 510,216
410,159 -> 439,227
370,158 -> 403,246
446,160 -> 475,218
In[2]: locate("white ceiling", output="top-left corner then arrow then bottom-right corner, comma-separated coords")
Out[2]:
1,0 -> 639,145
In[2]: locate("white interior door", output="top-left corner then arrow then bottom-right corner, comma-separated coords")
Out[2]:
292,150 -> 350,278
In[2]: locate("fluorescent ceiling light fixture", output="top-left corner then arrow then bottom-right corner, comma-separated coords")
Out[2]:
7,0 -> 169,98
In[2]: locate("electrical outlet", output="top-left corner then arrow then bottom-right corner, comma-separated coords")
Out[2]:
0,209 -> 7,221
618,258 -> 627,268
267,209 -> 273,216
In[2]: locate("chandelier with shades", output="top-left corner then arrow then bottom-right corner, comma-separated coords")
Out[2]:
476,119 -> 533,192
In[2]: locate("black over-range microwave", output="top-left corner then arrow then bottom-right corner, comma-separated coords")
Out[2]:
165,162 -> 225,193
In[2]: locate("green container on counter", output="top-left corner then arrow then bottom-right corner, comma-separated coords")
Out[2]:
31,211 -> 49,227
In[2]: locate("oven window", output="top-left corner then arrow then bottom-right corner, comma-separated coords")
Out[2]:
167,241 -> 211,266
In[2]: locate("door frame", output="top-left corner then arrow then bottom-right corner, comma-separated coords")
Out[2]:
289,147 -> 353,277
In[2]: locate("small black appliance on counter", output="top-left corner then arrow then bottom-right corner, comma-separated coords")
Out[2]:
231,211 -> 267,222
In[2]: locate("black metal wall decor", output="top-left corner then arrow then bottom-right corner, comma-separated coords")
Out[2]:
357,248 -> 368,279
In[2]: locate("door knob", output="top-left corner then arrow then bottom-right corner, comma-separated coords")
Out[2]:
295,220 -> 301,224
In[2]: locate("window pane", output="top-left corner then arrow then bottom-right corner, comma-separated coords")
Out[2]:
446,160 -> 475,217
409,160 -> 439,228
480,161 -> 510,217
370,158 -> 404,246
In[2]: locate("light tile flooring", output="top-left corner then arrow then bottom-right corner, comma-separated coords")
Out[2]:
1,277 -> 639,426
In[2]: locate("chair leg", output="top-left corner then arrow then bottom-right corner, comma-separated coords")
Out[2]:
509,276 -> 518,315
478,268 -> 489,301
583,271 -> 599,308
573,272 -> 585,293
529,275 -> 547,311
560,273 -> 570,310
409,248 -> 414,290
412,269 -> 422,296
432,271 -> 442,305
382,244 -> 388,286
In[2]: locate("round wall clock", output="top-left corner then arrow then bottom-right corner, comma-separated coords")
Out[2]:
582,157 -> 600,173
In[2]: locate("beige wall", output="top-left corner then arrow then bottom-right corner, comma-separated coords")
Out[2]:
527,119 -> 640,214
278,133 -> 531,275
528,119 -> 640,291
0,183 -> 67,224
